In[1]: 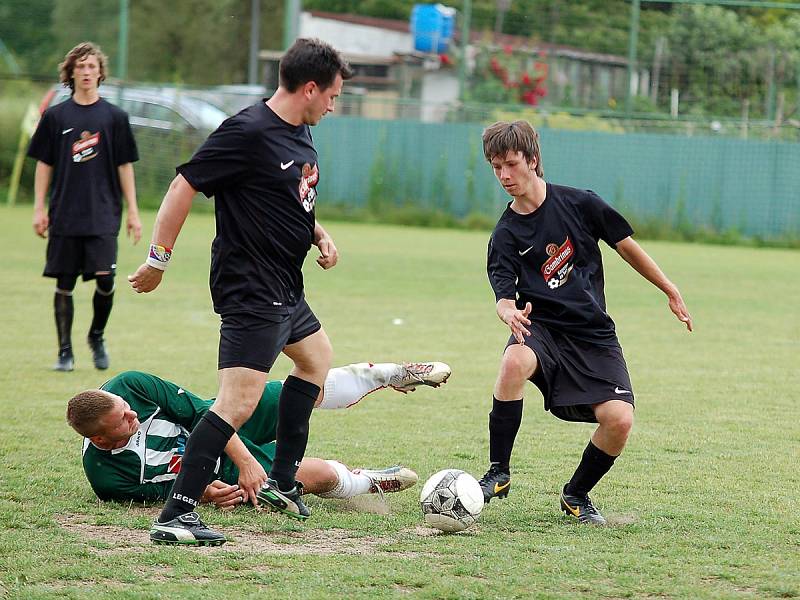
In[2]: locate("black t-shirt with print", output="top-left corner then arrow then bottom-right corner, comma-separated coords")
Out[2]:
487,182 -> 634,345
177,100 -> 319,316
27,97 -> 139,236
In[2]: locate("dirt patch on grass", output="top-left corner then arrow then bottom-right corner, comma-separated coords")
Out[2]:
56,513 -> 429,557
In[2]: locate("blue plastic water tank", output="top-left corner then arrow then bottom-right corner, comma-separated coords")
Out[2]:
411,4 -> 456,54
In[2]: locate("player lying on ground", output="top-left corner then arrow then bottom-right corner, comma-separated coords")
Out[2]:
67,362 -> 450,531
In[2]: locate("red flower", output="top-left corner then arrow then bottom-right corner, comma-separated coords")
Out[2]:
503,44 -> 513,55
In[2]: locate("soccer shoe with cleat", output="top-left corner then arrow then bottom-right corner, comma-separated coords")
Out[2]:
150,511 -> 226,546
87,336 -> 109,370
257,479 -> 311,520
353,465 -> 418,495
389,362 -> 451,393
53,348 -> 74,372
560,487 -> 607,525
478,464 -> 511,504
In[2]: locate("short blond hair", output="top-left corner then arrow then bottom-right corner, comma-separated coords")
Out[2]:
66,390 -> 115,437
482,120 -> 544,177
59,41 -> 108,92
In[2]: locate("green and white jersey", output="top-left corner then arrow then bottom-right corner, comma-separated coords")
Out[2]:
81,371 -> 281,503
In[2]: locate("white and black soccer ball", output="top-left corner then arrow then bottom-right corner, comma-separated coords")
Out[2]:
419,469 -> 483,532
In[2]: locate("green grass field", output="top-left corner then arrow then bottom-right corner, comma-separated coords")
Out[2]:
0,203 -> 798,599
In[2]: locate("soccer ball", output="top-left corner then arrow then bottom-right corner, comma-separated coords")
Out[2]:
419,469 -> 483,532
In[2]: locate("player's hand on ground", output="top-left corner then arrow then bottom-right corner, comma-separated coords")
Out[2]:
32,209 -> 48,238
236,458 -> 268,506
202,480 -> 246,510
315,236 -> 338,269
128,264 -> 164,293
668,293 -> 693,332
126,211 -> 142,244
499,301 -> 532,344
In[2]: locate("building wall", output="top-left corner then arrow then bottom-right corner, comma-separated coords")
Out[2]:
299,12 -> 412,58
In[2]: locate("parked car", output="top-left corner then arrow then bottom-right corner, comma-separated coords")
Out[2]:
39,82 -> 228,134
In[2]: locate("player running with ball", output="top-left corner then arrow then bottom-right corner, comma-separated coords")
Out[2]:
477,121 -> 692,524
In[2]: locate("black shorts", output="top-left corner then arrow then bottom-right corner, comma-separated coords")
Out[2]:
506,323 -> 635,423
43,235 -> 117,281
218,297 -> 322,373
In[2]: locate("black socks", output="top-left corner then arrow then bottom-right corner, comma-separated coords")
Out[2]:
89,274 -> 115,339
159,411 -> 235,522
53,291 -> 74,353
488,397 -> 523,471
269,375 -> 321,491
565,440 -> 617,497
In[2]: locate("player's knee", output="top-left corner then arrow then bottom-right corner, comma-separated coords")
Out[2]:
56,275 -> 77,293
498,351 -> 535,384
603,407 -> 634,441
95,273 -> 115,295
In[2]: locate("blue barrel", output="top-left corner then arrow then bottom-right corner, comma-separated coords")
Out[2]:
411,4 -> 456,54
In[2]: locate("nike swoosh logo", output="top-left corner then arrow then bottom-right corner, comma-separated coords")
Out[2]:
494,481 -> 511,494
280,160 -> 294,170
563,500 -> 581,517
62,128 -> 74,135
614,387 -> 631,395
518,245 -> 534,256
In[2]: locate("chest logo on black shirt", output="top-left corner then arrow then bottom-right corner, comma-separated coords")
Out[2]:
541,237 -> 574,290
299,162 -> 319,212
72,130 -> 100,163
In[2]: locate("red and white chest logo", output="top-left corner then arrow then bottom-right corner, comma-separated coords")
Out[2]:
72,130 -> 100,163
167,454 -> 182,474
540,237 -> 575,290
299,162 -> 319,213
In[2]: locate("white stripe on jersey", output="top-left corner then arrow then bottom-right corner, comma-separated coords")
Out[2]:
146,449 -> 177,465
149,419 -> 185,438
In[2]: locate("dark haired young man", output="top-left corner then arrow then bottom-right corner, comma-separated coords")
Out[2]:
129,38 -> 353,545
28,41 -> 141,372
478,121 -> 692,524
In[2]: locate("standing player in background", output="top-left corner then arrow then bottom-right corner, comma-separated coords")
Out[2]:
129,38 -> 353,545
479,121 -> 692,524
28,41 -> 141,372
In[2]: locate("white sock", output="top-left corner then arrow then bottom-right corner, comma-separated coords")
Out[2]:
315,460 -> 373,499
318,362 -> 400,409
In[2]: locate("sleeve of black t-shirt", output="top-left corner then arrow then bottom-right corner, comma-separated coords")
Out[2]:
27,109 -> 56,165
487,226 -> 520,302
583,191 -> 634,247
176,117 -> 252,198
112,109 -> 139,165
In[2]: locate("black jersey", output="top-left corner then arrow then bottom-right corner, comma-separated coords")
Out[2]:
27,97 -> 139,236
177,100 -> 320,316
487,183 -> 634,345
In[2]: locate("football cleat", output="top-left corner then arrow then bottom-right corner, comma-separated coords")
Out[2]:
560,487 -> 607,525
150,511 -> 226,546
389,362 -> 451,393
478,464 -> 511,504
257,479 -> 311,520
353,465 -> 419,495
87,336 -> 109,370
53,348 -> 74,372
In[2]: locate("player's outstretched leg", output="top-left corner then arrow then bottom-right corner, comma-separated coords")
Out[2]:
149,512 -> 226,546
478,463 -> 511,503
257,479 -> 311,520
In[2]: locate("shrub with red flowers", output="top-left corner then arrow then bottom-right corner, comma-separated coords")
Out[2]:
469,44 -> 549,106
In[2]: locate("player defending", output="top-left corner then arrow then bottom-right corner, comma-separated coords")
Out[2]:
478,121 -> 692,524
28,41 -> 141,372
66,361 -> 450,544
128,39 -> 352,544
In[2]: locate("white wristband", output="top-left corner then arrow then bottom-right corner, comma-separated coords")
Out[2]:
146,243 -> 172,271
